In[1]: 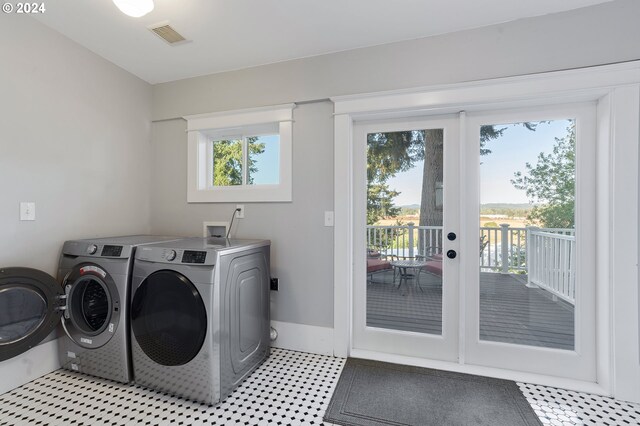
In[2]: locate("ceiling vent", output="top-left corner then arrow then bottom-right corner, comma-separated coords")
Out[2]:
148,21 -> 188,45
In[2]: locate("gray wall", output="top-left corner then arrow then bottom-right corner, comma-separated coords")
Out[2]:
153,0 -> 640,121
150,101 -> 334,327
149,0 -> 640,330
0,17 -> 153,276
0,15 -> 152,389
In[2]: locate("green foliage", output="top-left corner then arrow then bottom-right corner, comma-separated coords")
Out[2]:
213,137 -> 264,186
367,183 -> 401,224
366,131 -> 425,224
483,221 -> 499,228
511,122 -> 575,228
480,125 -> 506,156
367,131 -> 425,183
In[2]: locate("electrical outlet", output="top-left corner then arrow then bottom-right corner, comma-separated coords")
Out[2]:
270,278 -> 279,291
236,205 -> 245,219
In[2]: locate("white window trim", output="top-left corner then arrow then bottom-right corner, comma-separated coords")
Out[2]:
331,61 -> 640,402
185,103 -> 295,203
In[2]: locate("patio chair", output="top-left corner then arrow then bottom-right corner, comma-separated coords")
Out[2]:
367,254 -> 398,284
416,249 -> 443,280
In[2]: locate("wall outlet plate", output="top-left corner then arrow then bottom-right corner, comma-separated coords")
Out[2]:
324,211 -> 334,227
236,205 -> 245,219
20,202 -> 36,221
270,278 -> 279,291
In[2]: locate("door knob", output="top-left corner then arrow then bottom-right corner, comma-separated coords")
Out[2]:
447,250 -> 457,259
447,232 -> 456,241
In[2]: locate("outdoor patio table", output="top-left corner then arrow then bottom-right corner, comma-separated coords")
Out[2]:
390,259 -> 429,291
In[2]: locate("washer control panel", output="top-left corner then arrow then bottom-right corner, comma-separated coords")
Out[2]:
101,245 -> 123,257
63,241 -> 131,258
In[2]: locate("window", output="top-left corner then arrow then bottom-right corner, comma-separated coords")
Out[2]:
185,104 -> 294,202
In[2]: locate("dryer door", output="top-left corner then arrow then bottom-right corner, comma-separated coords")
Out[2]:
60,263 -> 120,349
131,270 -> 207,366
0,267 -> 63,362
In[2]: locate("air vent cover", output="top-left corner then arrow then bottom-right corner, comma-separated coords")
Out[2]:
148,22 -> 187,45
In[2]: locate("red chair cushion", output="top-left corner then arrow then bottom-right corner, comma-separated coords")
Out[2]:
367,258 -> 391,273
424,260 -> 443,276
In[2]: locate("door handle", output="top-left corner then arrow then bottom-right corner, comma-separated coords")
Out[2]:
447,232 -> 456,241
447,250 -> 457,259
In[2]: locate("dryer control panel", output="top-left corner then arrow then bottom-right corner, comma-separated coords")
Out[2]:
182,250 -> 207,264
136,246 -> 217,265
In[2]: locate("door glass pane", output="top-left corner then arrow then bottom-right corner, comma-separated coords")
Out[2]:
213,139 -> 243,186
479,119 -> 575,350
0,287 -> 47,344
248,135 -> 280,185
70,278 -> 111,334
366,129 -> 443,335
131,271 -> 207,366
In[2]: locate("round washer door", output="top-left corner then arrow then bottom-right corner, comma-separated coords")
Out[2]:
131,270 -> 207,366
61,263 -> 120,349
0,267 -> 63,362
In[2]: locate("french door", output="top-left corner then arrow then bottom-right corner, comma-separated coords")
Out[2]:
353,115 -> 460,362
352,103 -> 597,382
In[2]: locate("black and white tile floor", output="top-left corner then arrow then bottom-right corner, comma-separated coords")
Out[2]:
519,382 -> 640,426
0,348 -> 638,425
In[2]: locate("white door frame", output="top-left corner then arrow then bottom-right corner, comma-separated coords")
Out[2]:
351,115 -> 460,362
332,61 -> 640,402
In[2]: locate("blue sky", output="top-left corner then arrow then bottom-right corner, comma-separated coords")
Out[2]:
250,134 -> 280,184
385,119 -> 572,205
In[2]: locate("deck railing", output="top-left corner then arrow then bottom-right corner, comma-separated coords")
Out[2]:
367,223 -> 576,304
366,223 -> 442,259
527,228 -> 576,304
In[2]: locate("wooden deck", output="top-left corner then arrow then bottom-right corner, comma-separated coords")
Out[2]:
366,271 -> 574,350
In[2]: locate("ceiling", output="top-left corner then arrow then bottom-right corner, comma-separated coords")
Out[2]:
35,0 -> 614,84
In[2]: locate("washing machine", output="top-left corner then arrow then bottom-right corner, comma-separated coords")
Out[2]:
0,235 -> 182,383
130,237 -> 270,405
56,235 -> 187,383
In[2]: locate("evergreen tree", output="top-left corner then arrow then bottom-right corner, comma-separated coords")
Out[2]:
213,137 -> 265,186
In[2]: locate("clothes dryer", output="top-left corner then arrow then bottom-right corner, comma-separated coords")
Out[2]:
130,237 -> 270,404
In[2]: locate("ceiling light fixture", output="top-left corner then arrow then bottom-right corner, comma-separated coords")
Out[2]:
112,0 -> 154,18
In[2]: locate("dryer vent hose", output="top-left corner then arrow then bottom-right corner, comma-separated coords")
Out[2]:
270,327 -> 278,341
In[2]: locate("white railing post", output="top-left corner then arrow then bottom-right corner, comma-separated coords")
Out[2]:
407,222 -> 415,259
526,226 -> 540,288
500,223 -> 510,274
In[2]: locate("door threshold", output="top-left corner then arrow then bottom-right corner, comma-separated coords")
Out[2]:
350,348 -> 609,397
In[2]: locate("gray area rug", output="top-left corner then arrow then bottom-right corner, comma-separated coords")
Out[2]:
324,358 -> 542,426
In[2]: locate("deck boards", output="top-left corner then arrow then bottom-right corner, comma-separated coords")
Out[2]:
366,271 -> 574,350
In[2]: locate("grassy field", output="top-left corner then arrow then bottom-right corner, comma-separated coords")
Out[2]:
374,203 -> 534,228
375,215 -> 530,228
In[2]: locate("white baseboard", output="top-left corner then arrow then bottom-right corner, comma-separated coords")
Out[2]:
0,340 -> 60,394
270,320 -> 334,356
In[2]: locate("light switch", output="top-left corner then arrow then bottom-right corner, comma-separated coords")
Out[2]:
324,211 -> 334,227
20,202 -> 36,221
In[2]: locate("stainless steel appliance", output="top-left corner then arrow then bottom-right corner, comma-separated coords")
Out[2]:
130,237 -> 270,404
